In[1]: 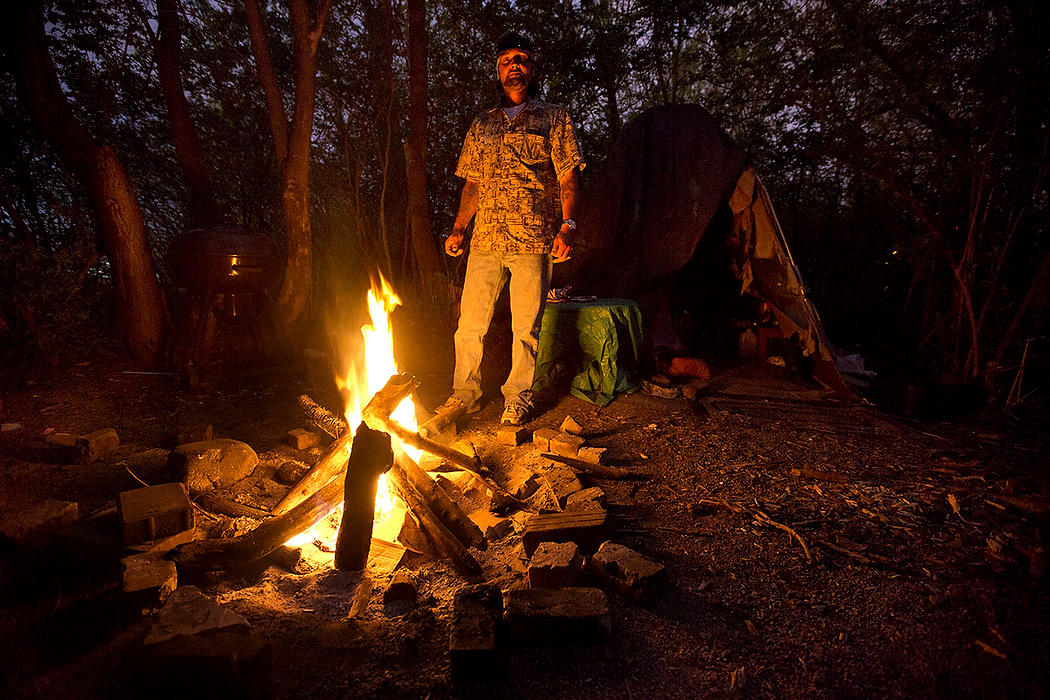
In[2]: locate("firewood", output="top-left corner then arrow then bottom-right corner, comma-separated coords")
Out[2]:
192,493 -> 271,520
542,453 -> 644,480
391,456 -> 485,551
334,423 -> 393,571
170,475 -> 345,573
386,457 -> 483,582
298,394 -> 347,438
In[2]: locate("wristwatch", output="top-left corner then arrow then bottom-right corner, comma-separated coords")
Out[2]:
561,219 -> 576,230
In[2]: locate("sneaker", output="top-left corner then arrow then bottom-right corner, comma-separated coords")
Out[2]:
500,402 -> 529,426
435,396 -> 480,416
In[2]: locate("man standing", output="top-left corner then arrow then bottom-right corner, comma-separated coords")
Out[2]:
440,33 -> 585,426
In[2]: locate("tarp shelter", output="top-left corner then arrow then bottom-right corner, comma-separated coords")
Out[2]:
568,104 -> 849,393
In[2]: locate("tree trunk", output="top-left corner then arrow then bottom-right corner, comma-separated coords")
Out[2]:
404,0 -> 442,294
3,0 -> 169,367
244,0 -> 330,330
156,0 -> 223,228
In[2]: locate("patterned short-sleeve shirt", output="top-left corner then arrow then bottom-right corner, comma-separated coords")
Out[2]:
456,99 -> 585,253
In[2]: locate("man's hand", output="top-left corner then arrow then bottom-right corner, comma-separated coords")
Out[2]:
445,231 -> 465,257
552,230 -> 572,263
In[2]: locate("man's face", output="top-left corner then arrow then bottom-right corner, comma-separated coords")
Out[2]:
498,49 -> 533,91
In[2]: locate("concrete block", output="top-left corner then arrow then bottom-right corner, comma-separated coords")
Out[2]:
549,432 -> 586,458
122,552 -> 178,610
578,447 -> 608,465
532,427 -> 559,453
559,415 -> 583,436
565,486 -> 608,512
383,570 -> 417,603
0,500 -> 79,549
177,424 -> 213,445
144,585 -> 251,645
77,428 -> 119,463
528,541 -> 582,588
450,583 -> 506,683
118,483 -> 194,545
286,428 -> 319,450
497,425 -> 529,446
521,510 -> 610,556
590,541 -> 667,603
504,588 -> 611,644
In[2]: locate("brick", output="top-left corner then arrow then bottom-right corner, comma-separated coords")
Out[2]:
45,432 -> 77,448
521,510 -> 610,556
450,583 -> 506,683
177,424 -> 213,445
559,415 -> 583,436
528,541 -> 582,588
286,428 -> 319,450
122,552 -> 178,610
497,424 -> 529,446
532,427 -> 559,453
549,432 -> 586,458
383,570 -> 417,603
504,588 -> 611,644
118,483 -> 194,545
565,486 -> 608,512
469,511 -> 514,541
77,428 -> 119,463
577,446 -> 608,465
590,541 -> 667,603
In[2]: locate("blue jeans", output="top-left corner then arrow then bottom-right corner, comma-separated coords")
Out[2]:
452,250 -> 552,408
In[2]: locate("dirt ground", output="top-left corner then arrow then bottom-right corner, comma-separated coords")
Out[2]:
1,310 -> 1049,699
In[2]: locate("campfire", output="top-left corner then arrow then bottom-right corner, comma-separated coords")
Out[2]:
171,275 -> 519,579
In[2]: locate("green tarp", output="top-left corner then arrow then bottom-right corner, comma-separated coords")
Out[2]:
534,299 -> 643,406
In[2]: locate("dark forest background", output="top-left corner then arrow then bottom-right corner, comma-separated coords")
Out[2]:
0,0 -> 1047,406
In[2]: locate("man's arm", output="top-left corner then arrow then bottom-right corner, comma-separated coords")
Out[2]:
445,179 -> 479,256
551,168 -> 578,263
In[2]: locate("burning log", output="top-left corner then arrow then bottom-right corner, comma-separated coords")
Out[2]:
362,374 -> 525,512
334,423 -> 393,570
387,455 -> 484,582
273,378 -> 417,516
392,453 -> 485,551
170,475 -> 345,573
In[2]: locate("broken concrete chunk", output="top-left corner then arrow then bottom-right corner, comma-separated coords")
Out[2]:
122,552 -> 178,610
537,461 -> 584,506
565,486 -> 608,512
559,415 -> 583,436
497,424 -> 529,446
170,439 -> 259,494
504,588 -> 611,644
549,432 -> 586,458
450,583 -> 506,683
118,483 -> 194,546
77,428 -> 119,463
285,428 -> 319,450
383,570 -> 418,603
529,541 -> 582,589
144,585 -> 250,645
577,446 -> 608,465
469,511 -> 514,541
502,463 -> 541,500
177,424 -> 213,445
135,632 -> 270,699
532,427 -> 559,453
521,510 -> 610,556
590,541 -> 667,603
0,500 -> 79,549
